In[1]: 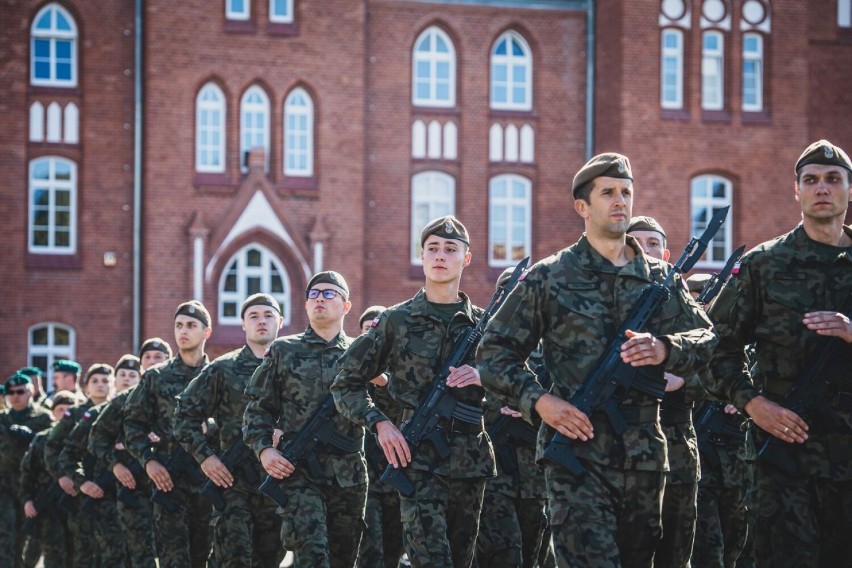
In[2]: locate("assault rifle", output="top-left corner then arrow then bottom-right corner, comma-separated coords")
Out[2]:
694,400 -> 747,468
201,438 -> 260,511
696,245 -> 746,305
116,459 -> 149,507
542,207 -> 730,475
489,413 -> 538,475
149,445 -> 205,512
21,482 -> 64,536
80,469 -> 117,518
380,256 -> 530,497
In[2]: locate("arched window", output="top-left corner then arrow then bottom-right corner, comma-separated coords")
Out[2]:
412,27 -> 456,108
661,29 -> 684,109
691,175 -> 733,266
742,33 -> 763,111
284,88 -> 314,177
489,174 -> 532,266
29,157 -> 76,253
28,323 -> 75,388
196,83 -> 226,173
240,86 -> 270,172
411,172 -> 455,264
31,3 -> 77,87
219,244 -> 291,325
701,31 -> 724,110
490,31 -> 532,111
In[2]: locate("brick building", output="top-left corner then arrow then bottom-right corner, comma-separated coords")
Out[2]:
1,0 -> 851,388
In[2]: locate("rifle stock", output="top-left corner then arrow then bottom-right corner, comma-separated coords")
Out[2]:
200,438 -> 258,511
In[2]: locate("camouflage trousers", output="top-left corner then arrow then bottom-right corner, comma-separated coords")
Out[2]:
151,483 -> 212,568
656,482 -> 697,568
0,492 -> 26,568
88,496 -> 128,565
276,475 -> 367,568
398,468 -> 486,568
751,465 -> 852,568
692,485 -> 748,568
209,488 -> 283,568
475,491 -> 547,568
546,462 -> 664,568
66,498 -> 99,567
116,485 -> 158,568
357,487 -> 405,568
539,526 -> 556,568
21,510 -> 72,568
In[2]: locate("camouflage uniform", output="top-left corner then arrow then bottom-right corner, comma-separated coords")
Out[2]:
332,290 -> 496,568
0,403 -> 53,567
124,356 -> 212,568
174,345 -> 283,568
706,224 -> 852,567
243,326 -> 367,568
476,235 -> 716,568
88,388 -> 157,568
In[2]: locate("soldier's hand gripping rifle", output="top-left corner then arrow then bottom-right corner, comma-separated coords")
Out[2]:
149,445 -> 206,512
21,482 -> 64,537
696,245 -> 746,305
693,400 -> 747,468
200,438 -> 259,511
488,413 -> 538,476
380,256 -> 530,497
542,207 -> 730,475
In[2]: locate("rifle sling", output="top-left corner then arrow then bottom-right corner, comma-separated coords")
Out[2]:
317,430 -> 363,454
436,415 -> 484,434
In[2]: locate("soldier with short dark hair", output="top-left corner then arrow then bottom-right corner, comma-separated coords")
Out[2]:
45,360 -> 83,406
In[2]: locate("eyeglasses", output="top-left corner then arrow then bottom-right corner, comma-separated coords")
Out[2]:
306,288 -> 345,300
6,388 -> 28,396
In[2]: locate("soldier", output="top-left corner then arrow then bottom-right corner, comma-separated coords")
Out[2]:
45,360 -> 83,405
704,139 -> 852,567
174,293 -> 285,567
332,216 -> 495,568
124,300 -> 214,568
243,271 -> 367,568
138,337 -> 172,371
476,153 -> 716,568
88,354 -> 158,568
18,368 -> 47,407
627,215 -> 702,568
0,372 -> 54,567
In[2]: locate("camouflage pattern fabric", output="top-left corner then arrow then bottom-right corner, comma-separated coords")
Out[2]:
150,483 -> 213,568
174,345 -> 281,568
693,485 -> 748,568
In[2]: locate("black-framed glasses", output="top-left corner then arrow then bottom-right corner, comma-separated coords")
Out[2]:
6,388 -> 28,396
306,288 -> 345,300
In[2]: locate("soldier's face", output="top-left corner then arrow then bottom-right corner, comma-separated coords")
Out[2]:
795,164 -> 851,222
85,373 -> 113,402
51,403 -> 71,422
140,350 -> 169,371
115,369 -> 140,393
574,177 -> 633,237
421,235 -> 471,284
6,386 -> 32,411
174,315 -> 211,352
305,284 -> 351,326
53,372 -> 76,391
628,229 -> 670,262
243,305 -> 283,346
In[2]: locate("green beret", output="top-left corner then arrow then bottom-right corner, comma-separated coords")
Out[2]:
18,367 -> 43,378
686,273 -> 713,294
139,337 -> 172,358
174,300 -> 211,327
85,364 -> 114,382
306,271 -> 350,297
52,360 -> 81,374
795,139 -> 852,175
420,215 -> 469,247
241,293 -> 281,319
572,152 -> 633,199
5,372 -> 31,389
627,216 -> 667,239
115,354 -> 141,373
359,305 -> 387,328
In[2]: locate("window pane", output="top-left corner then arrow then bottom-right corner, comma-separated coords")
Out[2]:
33,189 -> 49,206
56,41 -> 71,59
223,302 -> 237,318
33,230 -> 48,246
34,39 -> 50,58
31,327 -> 48,345
247,277 -> 261,295
247,248 -> 261,266
33,161 -> 49,179
54,327 -> 70,345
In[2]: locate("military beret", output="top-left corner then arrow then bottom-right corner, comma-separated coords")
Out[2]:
627,216 -> 667,239
306,271 -> 350,297
686,273 -> 713,294
115,354 -> 141,373
572,152 -> 633,199
5,372 -> 31,389
241,293 -> 281,319
174,300 -> 211,327
84,364 -> 114,382
495,266 -> 516,292
52,360 -> 81,374
420,215 -> 470,247
795,139 -> 852,175
18,367 -> 44,378
50,390 -> 78,408
359,305 -> 387,328
139,337 -> 172,358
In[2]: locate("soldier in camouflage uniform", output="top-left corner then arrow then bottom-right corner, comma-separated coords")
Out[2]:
0,372 -> 54,567
88,354 -> 158,568
704,139 -> 852,567
244,272 -> 367,568
477,154 -> 716,568
174,293 -> 285,568
44,360 -> 83,407
138,336 -> 172,371
333,216 -> 496,568
18,368 -> 48,408
124,301 -> 214,568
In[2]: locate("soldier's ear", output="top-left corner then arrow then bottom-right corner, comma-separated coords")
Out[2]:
573,198 -> 589,219
794,182 -> 801,202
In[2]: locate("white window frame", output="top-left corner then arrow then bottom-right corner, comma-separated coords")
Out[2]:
742,33 -> 763,112
701,31 -> 724,111
30,3 -> 77,88
269,0 -> 293,23
660,28 -> 684,109
284,88 -> 314,177
412,26 -> 456,108
28,322 -> 75,391
218,243 -> 291,326
226,0 -> 250,20
690,175 -> 733,267
488,174 -> 532,267
411,172 -> 456,264
840,0 -> 852,27
28,157 -> 76,254
240,85 -> 270,172
196,83 -> 227,173
490,31 -> 533,111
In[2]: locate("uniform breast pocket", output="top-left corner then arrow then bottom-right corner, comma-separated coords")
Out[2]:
552,289 -> 608,356
758,274 -> 819,343
289,354 -> 321,382
401,334 -> 439,364
648,295 -> 683,335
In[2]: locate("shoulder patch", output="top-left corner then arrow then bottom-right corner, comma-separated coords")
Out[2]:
370,315 -> 381,328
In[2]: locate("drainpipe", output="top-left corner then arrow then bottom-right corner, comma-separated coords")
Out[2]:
132,0 -> 143,351
585,0 -> 595,160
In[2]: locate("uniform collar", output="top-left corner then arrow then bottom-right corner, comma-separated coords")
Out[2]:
790,223 -> 852,265
409,288 -> 475,321
303,325 -> 349,348
574,233 -> 656,283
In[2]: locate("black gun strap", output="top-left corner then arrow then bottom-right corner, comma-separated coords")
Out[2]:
452,400 -> 484,423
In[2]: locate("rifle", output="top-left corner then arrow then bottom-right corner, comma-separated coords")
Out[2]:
542,207 -> 730,475
380,256 -> 530,497
200,438 -> 260,511
116,459 -> 150,508
259,394 -> 363,507
21,482 -> 64,536
694,400 -> 747,468
79,469 -> 117,518
488,413 -> 538,476
696,245 -> 746,305
149,445 -> 206,512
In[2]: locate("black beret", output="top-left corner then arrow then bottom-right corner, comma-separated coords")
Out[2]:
627,216 -> 667,239
686,273 -> 712,294
18,367 -> 43,378
572,152 -> 633,198
52,360 -> 81,374
115,354 -> 141,373
50,390 -> 78,408
358,305 -> 386,328
84,364 -> 114,382
241,293 -> 281,319
795,139 -> 852,175
139,337 -> 172,358
306,271 -> 350,297
174,300 -> 211,327
420,215 -> 470,247
5,372 -> 31,389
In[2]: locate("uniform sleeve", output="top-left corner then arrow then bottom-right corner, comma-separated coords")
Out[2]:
660,279 -> 718,377
19,437 -> 40,502
243,347 -> 285,459
175,365 -> 221,465
58,415 -> 93,486
44,414 -> 76,479
88,399 -> 122,469
123,373 -> 159,465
